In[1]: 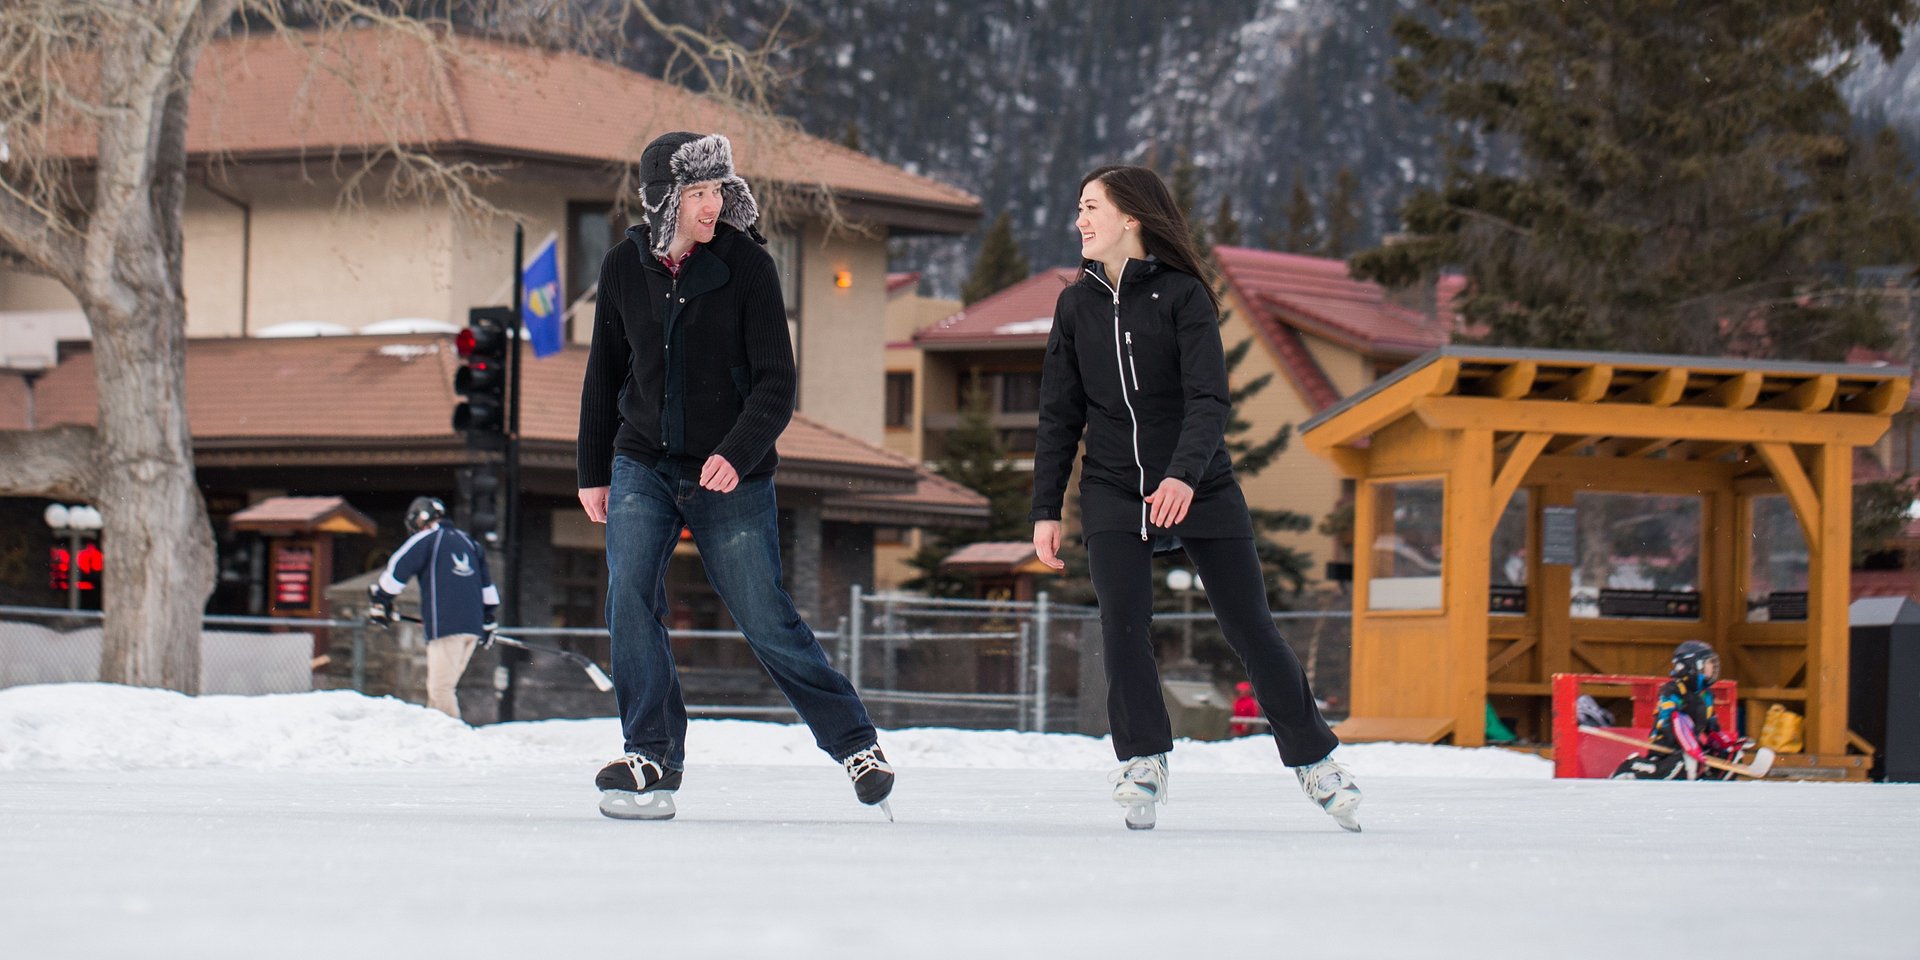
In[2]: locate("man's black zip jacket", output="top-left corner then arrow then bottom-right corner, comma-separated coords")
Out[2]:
1030,258 -> 1251,541
577,222 -> 794,489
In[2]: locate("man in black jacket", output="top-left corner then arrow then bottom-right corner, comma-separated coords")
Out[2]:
576,131 -> 892,821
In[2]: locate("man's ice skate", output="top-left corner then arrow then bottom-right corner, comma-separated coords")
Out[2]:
1296,756 -> 1361,832
843,745 -> 895,821
595,754 -> 682,821
1109,754 -> 1169,830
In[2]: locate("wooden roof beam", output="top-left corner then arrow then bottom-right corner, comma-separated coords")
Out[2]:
1754,442 -> 1821,551
1702,371 -> 1763,410
1763,374 -> 1837,412
1486,360 -> 1538,399
1614,367 -> 1688,407
1413,396 -> 1890,445
1842,378 -> 1911,416
1541,364 -> 1614,402
1301,357 -> 1460,453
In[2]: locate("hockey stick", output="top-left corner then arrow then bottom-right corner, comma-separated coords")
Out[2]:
1578,725 -> 1775,778
391,615 -> 614,692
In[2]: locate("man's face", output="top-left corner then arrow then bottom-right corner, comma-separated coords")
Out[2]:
677,179 -> 725,247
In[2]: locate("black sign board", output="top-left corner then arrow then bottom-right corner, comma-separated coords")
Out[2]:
1489,584 -> 1528,614
1766,591 -> 1809,621
1541,507 -> 1578,566
1598,589 -> 1701,619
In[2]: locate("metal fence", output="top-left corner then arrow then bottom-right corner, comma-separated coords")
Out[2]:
1,596 -> 1353,732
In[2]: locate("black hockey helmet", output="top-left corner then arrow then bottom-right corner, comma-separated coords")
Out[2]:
1671,640 -> 1719,688
404,496 -> 447,534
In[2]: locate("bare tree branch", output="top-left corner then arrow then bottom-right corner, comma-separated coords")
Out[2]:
0,425 -> 101,501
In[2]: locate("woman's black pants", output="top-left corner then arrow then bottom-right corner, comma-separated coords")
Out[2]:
1086,531 -> 1340,766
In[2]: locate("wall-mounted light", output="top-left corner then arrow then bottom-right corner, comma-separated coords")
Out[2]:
834,270 -> 853,289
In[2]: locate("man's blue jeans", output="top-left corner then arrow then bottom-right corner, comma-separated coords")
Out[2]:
604,455 -> 876,769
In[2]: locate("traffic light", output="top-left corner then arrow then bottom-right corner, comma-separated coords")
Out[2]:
464,464 -> 502,545
453,306 -> 511,448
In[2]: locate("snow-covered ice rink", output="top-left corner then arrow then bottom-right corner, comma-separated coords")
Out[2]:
4,685 -> 1916,959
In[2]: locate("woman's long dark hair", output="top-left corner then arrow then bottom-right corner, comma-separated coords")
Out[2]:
1079,164 -> 1220,311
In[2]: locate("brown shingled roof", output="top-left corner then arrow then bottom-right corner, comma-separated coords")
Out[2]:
51,29 -> 978,223
229,496 -> 378,536
915,268 -> 1079,348
1214,246 -> 1454,359
8,335 -> 979,513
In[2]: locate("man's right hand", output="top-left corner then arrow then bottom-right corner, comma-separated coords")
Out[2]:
579,486 -> 610,523
366,585 -> 394,625
1033,520 -> 1065,570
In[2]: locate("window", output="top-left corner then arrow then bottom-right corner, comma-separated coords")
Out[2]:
764,229 -> 801,317
1489,490 -> 1529,614
1000,371 -> 1043,413
1368,479 -> 1444,611
566,202 -> 626,319
999,429 -> 1038,454
1746,494 -> 1808,621
885,373 -> 914,429
1570,492 -> 1703,620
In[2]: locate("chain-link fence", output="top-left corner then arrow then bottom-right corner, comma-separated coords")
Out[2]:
3,596 -> 1352,733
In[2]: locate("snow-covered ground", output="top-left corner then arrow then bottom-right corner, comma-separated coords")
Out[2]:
4,685 -> 1916,959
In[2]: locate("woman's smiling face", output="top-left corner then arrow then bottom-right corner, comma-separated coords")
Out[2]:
1076,178 -> 1133,264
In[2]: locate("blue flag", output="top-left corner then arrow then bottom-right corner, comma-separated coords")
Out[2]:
522,234 -> 564,358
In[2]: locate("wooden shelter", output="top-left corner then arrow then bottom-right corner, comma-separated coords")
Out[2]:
1300,347 -> 1910,756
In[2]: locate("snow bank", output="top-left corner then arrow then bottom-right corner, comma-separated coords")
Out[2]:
0,683 -> 1550,779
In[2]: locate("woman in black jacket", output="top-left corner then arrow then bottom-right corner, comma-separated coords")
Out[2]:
1030,164 -> 1362,832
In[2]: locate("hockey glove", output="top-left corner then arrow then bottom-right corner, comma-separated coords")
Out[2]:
479,606 -> 499,649
366,585 -> 395,625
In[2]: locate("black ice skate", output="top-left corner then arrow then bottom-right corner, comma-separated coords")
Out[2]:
595,754 -> 683,821
842,745 -> 895,821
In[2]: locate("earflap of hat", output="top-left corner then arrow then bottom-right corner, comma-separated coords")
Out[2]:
640,180 -> 679,258
719,176 -> 760,234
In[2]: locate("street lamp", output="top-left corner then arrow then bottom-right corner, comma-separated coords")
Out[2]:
44,503 -> 102,610
1165,567 -> 1204,667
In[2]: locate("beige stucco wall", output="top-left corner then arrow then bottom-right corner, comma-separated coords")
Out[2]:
0,270 -> 82,314
793,221 -> 888,444
1218,291 -> 1345,585
1303,329 -> 1370,398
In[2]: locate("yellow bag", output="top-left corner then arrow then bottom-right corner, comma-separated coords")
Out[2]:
1759,704 -> 1804,754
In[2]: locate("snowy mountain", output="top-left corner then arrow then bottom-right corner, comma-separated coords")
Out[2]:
610,0 -> 1442,293
626,2 -> 1920,295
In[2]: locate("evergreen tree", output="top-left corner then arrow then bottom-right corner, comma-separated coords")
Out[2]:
1324,166 -> 1361,258
1215,287 -> 1315,602
1353,1 -> 1920,358
1212,195 -> 1243,248
961,213 -> 1031,305
904,373 -> 1033,596
1167,147 -> 1211,251
1285,172 -> 1321,254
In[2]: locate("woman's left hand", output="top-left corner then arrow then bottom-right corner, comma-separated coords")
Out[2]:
1144,477 -> 1194,528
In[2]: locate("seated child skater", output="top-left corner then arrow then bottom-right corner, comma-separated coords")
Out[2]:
1614,641 -> 1750,780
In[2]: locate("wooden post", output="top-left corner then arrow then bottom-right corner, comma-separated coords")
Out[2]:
1350,474 -> 1377,717
1807,443 -> 1853,755
1449,430 -> 1494,746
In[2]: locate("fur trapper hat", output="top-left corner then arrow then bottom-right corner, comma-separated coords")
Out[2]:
638,131 -> 763,257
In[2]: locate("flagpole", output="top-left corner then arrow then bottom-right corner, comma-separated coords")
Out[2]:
502,222 -> 526,721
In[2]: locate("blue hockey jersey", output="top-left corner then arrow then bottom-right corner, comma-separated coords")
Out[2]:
376,525 -> 500,640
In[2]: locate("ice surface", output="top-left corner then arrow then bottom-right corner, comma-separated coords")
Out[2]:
3,685 -> 1915,959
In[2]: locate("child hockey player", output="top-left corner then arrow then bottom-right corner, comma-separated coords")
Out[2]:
1613,640 -> 1752,780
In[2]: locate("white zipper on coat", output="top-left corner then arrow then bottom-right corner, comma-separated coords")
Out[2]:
1125,332 -> 1140,390
1088,265 -> 1149,540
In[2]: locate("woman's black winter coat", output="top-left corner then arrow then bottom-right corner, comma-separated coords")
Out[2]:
1029,258 -> 1253,542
